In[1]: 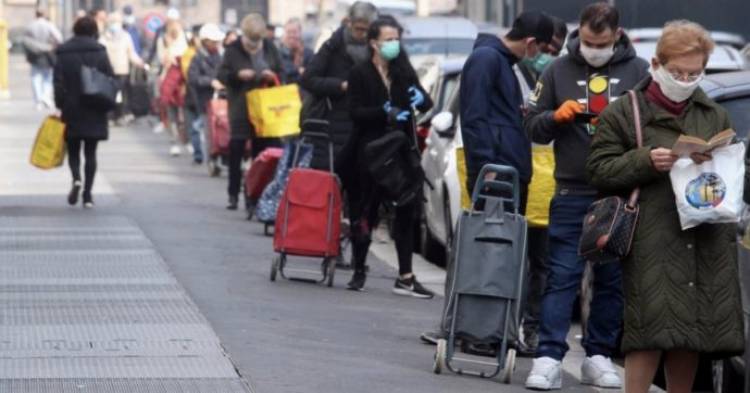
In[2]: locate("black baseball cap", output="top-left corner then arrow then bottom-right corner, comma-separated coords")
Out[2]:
507,10 -> 555,44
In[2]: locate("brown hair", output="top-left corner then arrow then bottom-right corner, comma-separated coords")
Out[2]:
656,20 -> 715,66
579,2 -> 619,34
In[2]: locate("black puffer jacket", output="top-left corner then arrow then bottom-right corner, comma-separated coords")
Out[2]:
300,27 -> 363,157
53,36 -> 114,141
217,38 -> 283,140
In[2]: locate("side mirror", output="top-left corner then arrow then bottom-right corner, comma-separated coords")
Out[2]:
431,111 -> 455,137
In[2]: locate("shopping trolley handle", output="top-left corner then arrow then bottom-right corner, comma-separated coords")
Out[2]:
472,164 -> 521,213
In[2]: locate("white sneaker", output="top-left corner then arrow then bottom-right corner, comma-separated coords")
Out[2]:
169,145 -> 182,156
581,355 -> 622,389
525,357 -> 562,390
185,143 -> 195,155
153,123 -> 165,134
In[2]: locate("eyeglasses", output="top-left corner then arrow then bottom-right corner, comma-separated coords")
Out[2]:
665,68 -> 704,83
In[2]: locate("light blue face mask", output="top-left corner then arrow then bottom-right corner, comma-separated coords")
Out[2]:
380,40 -> 400,61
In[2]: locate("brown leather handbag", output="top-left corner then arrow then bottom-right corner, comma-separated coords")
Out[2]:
579,90 -> 643,264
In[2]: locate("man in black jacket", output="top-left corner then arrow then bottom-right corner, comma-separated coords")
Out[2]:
217,13 -> 283,211
188,23 -> 225,167
523,4 -> 649,390
299,1 -> 377,172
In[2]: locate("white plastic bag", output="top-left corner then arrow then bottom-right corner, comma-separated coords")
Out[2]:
669,143 -> 746,230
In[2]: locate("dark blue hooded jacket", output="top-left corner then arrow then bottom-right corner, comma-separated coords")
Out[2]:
460,34 -> 530,187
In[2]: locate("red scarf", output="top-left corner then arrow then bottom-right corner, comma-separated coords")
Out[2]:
645,80 -> 688,116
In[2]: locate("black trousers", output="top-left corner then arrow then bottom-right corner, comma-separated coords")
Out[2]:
349,178 -> 417,276
67,138 -> 99,195
227,137 -> 283,199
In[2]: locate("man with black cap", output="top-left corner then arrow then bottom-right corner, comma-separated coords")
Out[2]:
523,3 -> 648,390
460,10 -> 554,207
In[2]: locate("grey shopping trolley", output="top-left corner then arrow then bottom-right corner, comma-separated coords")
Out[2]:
433,164 -> 528,384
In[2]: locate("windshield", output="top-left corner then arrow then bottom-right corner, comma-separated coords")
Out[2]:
719,96 -> 750,140
403,38 -> 475,56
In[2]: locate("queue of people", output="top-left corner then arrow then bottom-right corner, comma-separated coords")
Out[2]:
39,1 -> 748,392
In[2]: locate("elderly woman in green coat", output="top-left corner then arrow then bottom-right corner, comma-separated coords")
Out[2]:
586,20 -> 748,393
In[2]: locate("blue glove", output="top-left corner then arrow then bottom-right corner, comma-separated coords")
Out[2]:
395,110 -> 410,122
408,86 -> 424,108
383,101 -> 392,114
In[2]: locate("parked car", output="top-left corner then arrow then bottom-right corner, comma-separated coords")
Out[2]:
419,82 -> 461,263
415,57 -> 465,147
633,41 -> 747,73
628,28 -> 747,50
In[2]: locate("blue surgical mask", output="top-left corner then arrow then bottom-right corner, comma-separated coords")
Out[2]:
380,40 -> 400,61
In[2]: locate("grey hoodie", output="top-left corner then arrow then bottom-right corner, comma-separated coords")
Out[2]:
524,30 -> 649,192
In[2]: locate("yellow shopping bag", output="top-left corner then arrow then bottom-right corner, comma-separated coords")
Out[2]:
456,147 -> 471,210
246,83 -> 302,139
527,145 -> 556,227
30,116 -> 66,169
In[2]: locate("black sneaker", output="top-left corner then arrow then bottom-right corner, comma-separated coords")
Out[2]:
82,193 -> 94,209
393,276 -> 435,299
347,271 -> 366,291
67,181 -> 82,206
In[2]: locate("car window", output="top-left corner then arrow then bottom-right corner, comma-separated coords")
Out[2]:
718,96 -> 750,140
403,38 -> 475,56
439,74 -> 460,111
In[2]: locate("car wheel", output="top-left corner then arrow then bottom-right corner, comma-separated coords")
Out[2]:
713,359 -> 743,393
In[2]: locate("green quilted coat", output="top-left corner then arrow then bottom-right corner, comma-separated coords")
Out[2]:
586,79 -> 747,356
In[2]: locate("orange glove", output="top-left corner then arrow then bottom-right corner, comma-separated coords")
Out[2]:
553,100 -> 585,124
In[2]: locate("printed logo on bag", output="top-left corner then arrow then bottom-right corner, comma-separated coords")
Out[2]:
269,104 -> 291,117
685,173 -> 726,209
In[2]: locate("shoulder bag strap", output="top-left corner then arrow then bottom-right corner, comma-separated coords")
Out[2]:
626,90 -> 643,208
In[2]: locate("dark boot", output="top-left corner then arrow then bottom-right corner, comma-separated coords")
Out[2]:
226,195 -> 238,210
67,180 -> 82,206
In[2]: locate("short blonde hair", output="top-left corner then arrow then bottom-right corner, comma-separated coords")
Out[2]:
656,20 -> 715,66
241,13 -> 266,38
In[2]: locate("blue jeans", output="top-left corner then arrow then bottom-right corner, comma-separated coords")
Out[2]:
31,65 -> 53,107
193,114 -> 209,159
536,194 -> 623,361
185,107 -> 203,162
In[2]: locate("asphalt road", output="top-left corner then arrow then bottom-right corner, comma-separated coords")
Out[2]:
0,55 -> 634,393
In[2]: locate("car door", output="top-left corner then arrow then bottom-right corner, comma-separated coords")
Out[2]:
422,73 -> 460,241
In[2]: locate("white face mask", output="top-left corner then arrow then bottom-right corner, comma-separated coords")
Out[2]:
580,43 -> 614,68
651,65 -> 704,103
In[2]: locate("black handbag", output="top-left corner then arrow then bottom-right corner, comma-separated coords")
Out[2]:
363,128 -> 424,207
81,64 -> 119,110
579,90 -> 643,263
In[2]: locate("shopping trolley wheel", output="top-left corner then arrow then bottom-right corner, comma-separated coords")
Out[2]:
501,348 -> 516,384
270,256 -> 280,282
433,339 -> 447,374
326,258 -> 336,287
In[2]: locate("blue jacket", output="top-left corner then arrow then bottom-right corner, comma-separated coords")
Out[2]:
460,34 -> 530,186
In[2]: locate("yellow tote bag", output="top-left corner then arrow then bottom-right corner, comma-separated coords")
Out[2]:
456,147 -> 471,210
246,83 -> 302,139
30,116 -> 66,169
527,145 -> 556,227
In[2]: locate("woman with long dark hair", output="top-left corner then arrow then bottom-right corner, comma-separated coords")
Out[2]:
345,17 -> 434,297
54,16 -> 115,208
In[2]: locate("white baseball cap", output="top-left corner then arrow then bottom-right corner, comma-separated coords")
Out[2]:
166,8 -> 180,20
199,23 -> 225,42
